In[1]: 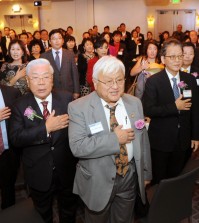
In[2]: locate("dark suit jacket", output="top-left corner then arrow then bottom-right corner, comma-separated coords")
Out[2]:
143,70 -> 199,152
1,36 -> 9,62
0,85 -> 21,187
9,91 -> 77,191
40,48 -> 80,94
39,40 -> 51,54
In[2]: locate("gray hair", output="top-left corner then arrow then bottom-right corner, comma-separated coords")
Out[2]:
26,58 -> 54,76
93,55 -> 125,80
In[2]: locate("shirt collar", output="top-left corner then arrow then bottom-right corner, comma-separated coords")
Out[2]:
165,68 -> 180,81
34,93 -> 52,105
181,66 -> 191,73
101,97 -> 123,109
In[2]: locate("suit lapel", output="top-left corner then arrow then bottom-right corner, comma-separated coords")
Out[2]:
48,50 -> 60,73
90,92 -> 115,162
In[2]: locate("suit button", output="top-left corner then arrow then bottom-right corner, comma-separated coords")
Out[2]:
53,166 -> 56,170
51,147 -> 54,151
112,177 -> 115,181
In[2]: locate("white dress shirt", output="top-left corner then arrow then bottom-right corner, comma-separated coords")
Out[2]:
165,68 -> 181,93
34,93 -> 52,115
101,98 -> 133,162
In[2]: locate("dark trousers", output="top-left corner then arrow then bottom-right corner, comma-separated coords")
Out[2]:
0,150 -> 19,209
151,148 -> 188,185
85,160 -> 137,223
30,169 -> 78,223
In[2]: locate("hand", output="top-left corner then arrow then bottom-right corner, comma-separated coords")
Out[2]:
0,107 -> 11,121
73,93 -> 80,100
141,60 -> 150,71
114,125 -> 135,144
191,140 -> 199,152
16,67 -> 26,79
175,94 -> 192,110
144,180 -> 151,187
45,110 -> 69,133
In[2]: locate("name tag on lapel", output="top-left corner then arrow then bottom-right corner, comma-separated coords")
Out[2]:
89,122 -> 104,135
183,90 -> 192,98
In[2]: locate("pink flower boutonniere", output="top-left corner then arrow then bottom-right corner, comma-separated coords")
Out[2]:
191,72 -> 198,78
24,106 -> 43,121
178,81 -> 188,90
134,119 -> 145,130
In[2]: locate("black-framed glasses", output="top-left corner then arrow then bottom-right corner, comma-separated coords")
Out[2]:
94,78 -> 125,88
164,55 -> 184,60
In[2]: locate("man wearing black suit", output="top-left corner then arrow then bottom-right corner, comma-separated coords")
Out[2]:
9,59 -> 78,223
135,26 -> 144,47
143,39 -> 199,184
1,27 -> 10,62
40,29 -> 51,53
40,29 -> 80,100
120,23 -> 131,47
189,30 -> 199,48
0,85 -> 21,209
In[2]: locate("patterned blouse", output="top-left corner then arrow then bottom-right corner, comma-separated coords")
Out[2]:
0,63 -> 29,95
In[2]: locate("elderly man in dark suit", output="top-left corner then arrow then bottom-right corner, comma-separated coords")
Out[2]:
9,59 -> 78,223
143,38 -> 199,184
68,56 -> 152,223
40,29 -> 80,100
0,84 -> 21,209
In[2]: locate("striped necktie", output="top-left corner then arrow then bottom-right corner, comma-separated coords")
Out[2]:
106,104 -> 129,177
41,101 -> 50,120
172,77 -> 180,100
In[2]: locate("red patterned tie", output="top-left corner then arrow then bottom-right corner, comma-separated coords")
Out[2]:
106,105 -> 129,177
41,101 -> 50,120
0,127 -> 4,155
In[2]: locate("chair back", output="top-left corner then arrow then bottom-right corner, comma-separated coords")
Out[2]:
147,167 -> 199,223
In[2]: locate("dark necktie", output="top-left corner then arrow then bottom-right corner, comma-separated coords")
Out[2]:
55,51 -> 60,71
0,127 -> 4,155
43,41 -> 47,49
106,105 -> 129,177
41,101 -> 50,120
172,77 -> 180,100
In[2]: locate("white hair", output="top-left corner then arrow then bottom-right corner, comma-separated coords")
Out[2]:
92,55 -> 125,80
26,58 -> 54,76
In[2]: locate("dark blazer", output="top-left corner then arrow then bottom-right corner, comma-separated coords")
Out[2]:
9,91 -> 77,191
0,85 -> 21,187
39,40 -> 51,54
1,36 -> 9,62
143,70 -> 199,152
40,48 -> 80,94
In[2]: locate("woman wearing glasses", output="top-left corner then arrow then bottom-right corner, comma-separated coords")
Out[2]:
0,39 -> 29,95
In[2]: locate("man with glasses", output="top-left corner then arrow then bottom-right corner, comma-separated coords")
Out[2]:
143,38 -> 199,185
9,59 -> 78,223
68,56 -> 152,223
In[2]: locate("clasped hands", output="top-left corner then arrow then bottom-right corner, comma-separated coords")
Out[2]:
45,110 -> 69,134
114,125 -> 135,144
175,94 -> 192,111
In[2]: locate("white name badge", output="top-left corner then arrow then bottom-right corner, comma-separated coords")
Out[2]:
197,79 -> 199,86
183,90 -> 192,98
89,122 -> 104,135
118,51 -> 123,55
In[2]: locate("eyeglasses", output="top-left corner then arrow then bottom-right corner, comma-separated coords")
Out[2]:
95,78 -> 125,88
29,76 -> 52,83
164,55 -> 184,60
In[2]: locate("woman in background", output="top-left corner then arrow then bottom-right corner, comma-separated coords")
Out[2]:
87,38 -> 109,91
65,35 -> 78,63
129,41 -> 164,99
77,38 -> 95,96
0,39 -> 29,95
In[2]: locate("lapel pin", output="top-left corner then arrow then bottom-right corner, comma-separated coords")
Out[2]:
131,113 -> 135,118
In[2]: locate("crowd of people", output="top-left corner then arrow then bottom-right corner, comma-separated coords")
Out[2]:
0,23 -> 199,223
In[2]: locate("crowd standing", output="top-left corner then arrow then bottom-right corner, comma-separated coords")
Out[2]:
0,23 -> 199,223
